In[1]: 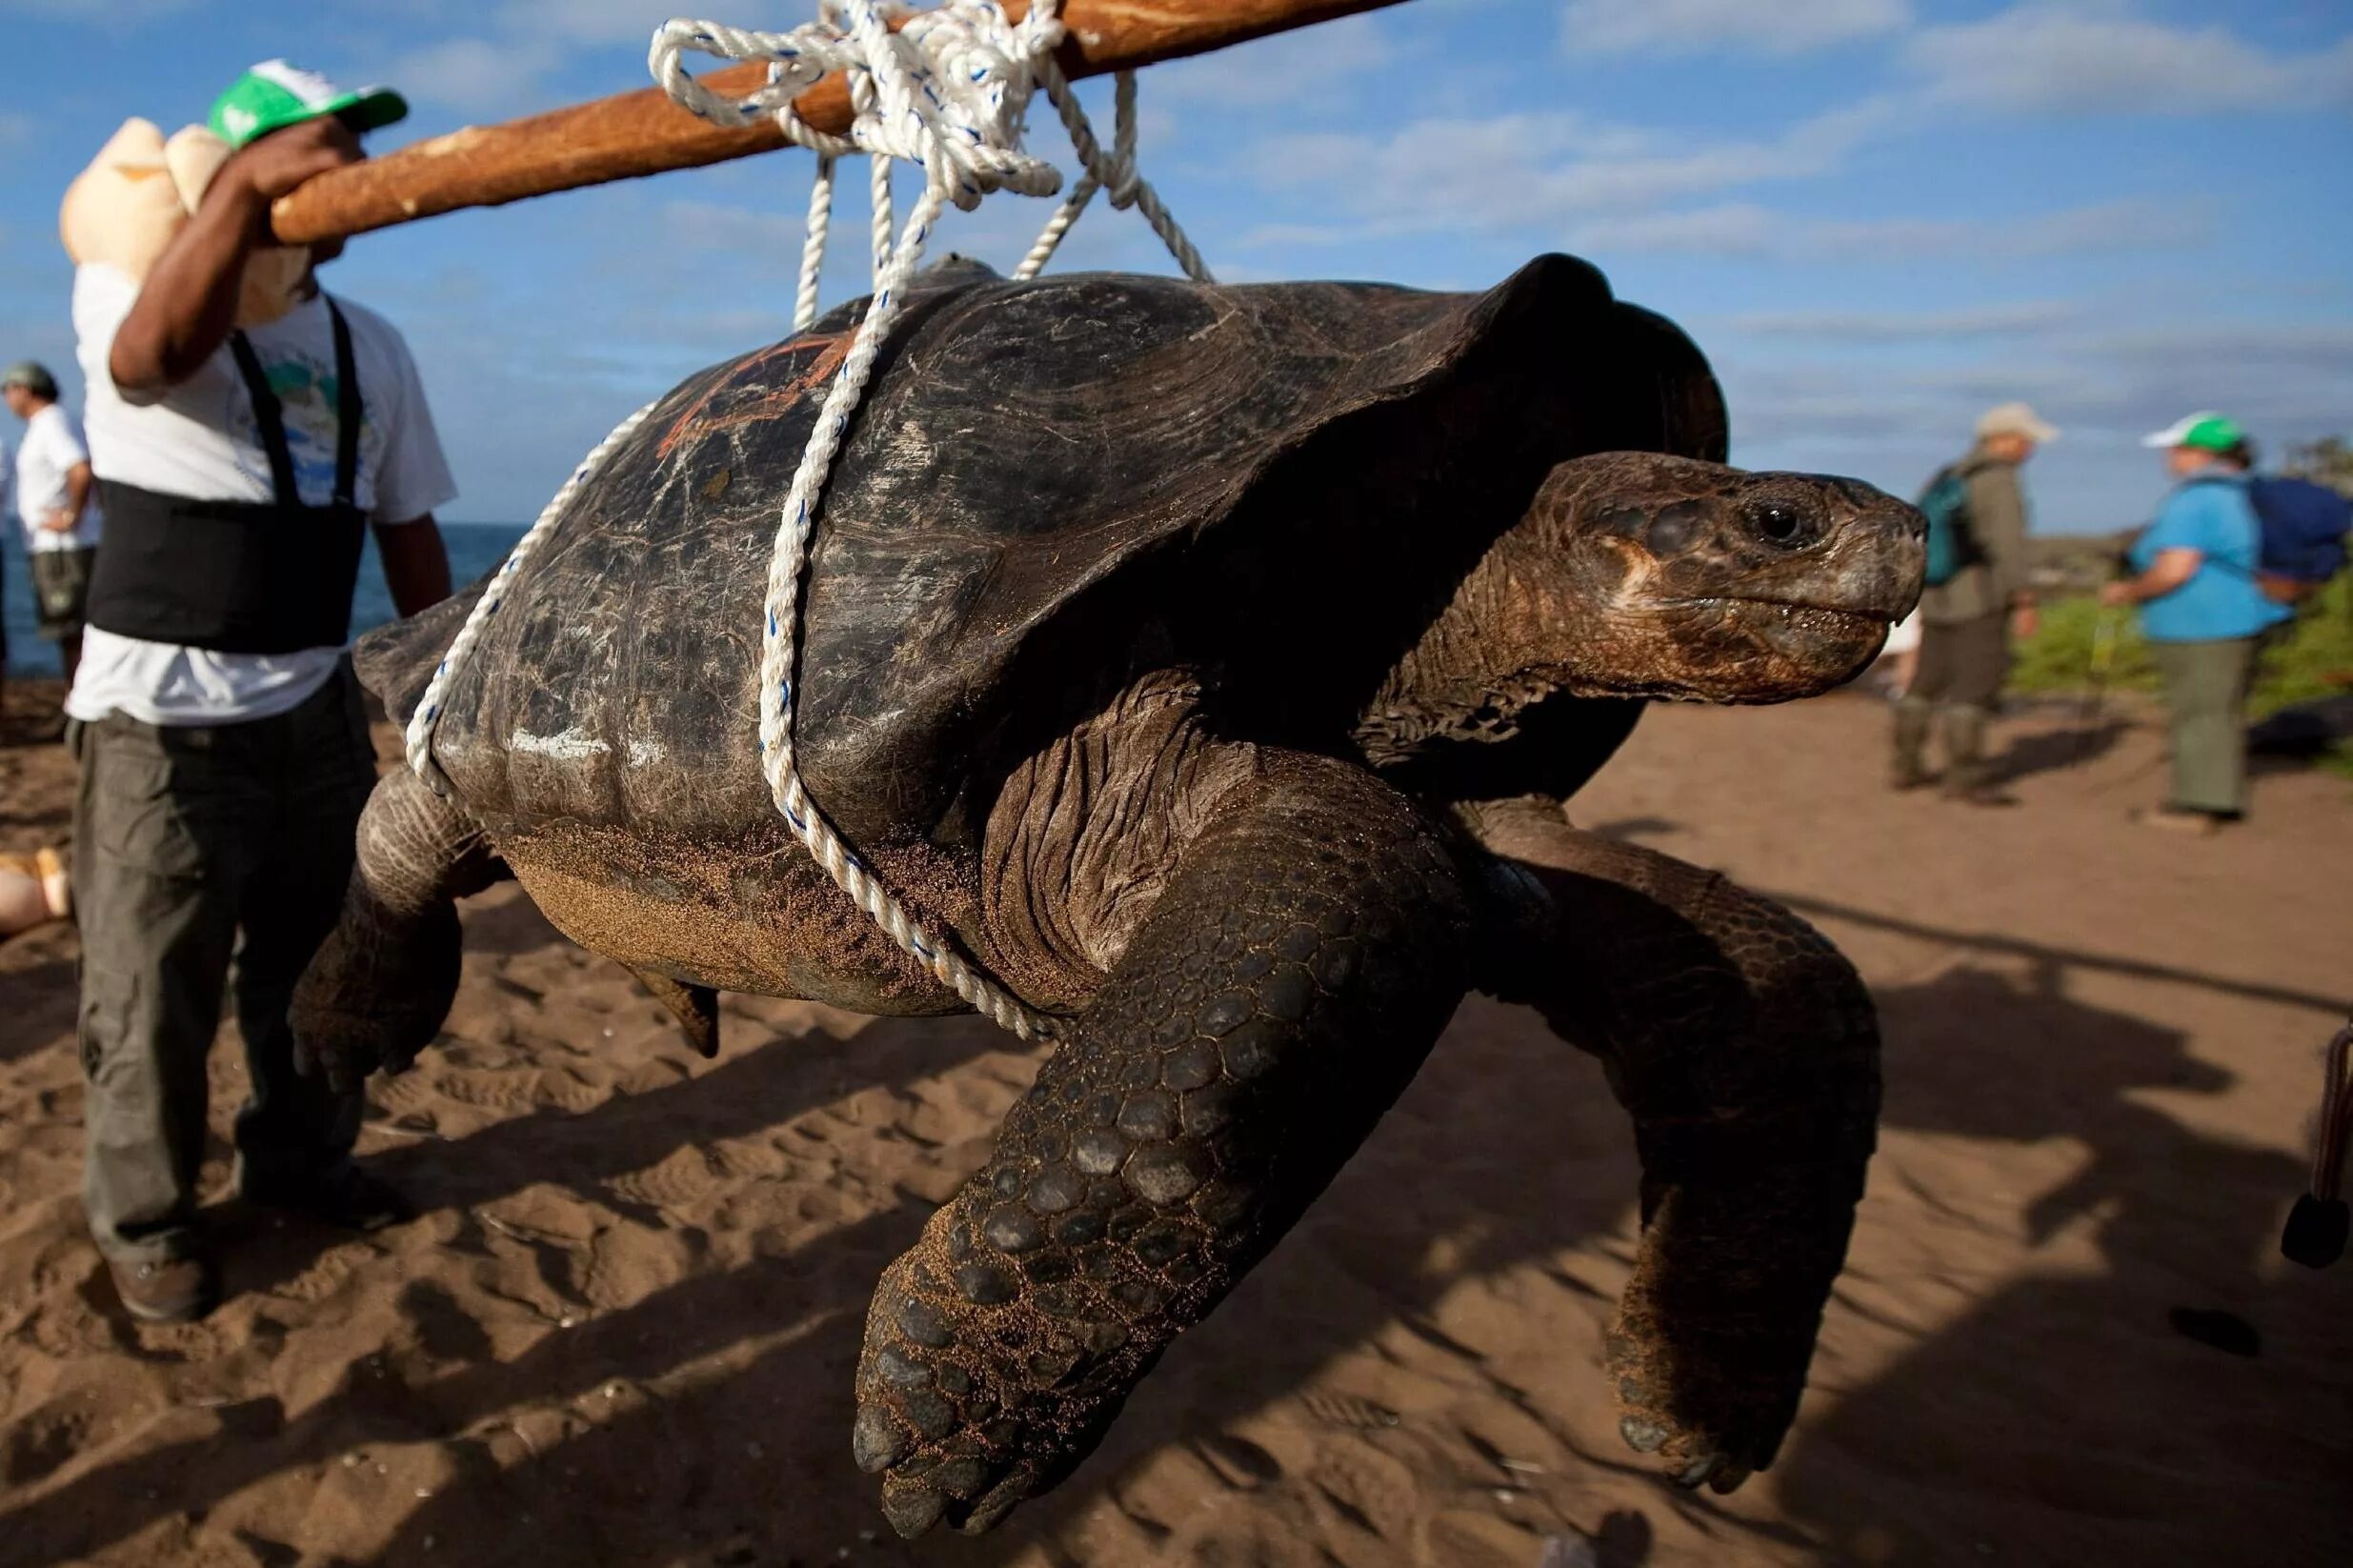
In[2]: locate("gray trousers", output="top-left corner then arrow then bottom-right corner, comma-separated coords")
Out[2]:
71,664 -> 377,1264
1893,613 -> 2010,788
2149,636 -> 2257,817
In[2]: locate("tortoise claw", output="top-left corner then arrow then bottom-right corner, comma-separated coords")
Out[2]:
878,1478 -> 947,1538
1675,1453 -> 1723,1489
1708,1461 -> 1755,1495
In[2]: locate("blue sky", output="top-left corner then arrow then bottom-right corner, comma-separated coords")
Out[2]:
1,0 -> 2347,531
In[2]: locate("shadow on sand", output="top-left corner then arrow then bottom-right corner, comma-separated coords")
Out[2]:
1770,959 -> 2343,1567
8,889 -> 2345,1566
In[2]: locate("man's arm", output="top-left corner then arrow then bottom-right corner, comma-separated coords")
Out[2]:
1971,466 -> 2033,606
2102,548 -> 2202,607
108,119 -> 361,396
375,515 -> 452,617
39,460 -> 94,533
1966,462 -> 2038,635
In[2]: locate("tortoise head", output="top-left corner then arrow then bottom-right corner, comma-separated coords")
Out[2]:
1517,451 -> 1926,701
1363,452 -> 1923,754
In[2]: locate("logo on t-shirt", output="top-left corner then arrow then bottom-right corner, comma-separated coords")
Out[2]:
226,342 -> 377,499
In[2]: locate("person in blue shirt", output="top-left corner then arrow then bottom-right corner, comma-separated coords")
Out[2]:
2102,412 -> 2290,834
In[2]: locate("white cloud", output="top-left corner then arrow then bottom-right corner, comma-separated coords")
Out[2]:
493,0 -> 676,45
657,198 -> 805,253
1732,301 -> 2081,339
1152,10 -> 1395,107
388,35 -> 565,117
381,0 -> 680,114
1253,99 -> 1898,238
1800,197 -> 2214,258
1561,203 -> 1781,254
0,0 -> 190,20
1907,1 -> 2353,114
1562,0 -> 1911,57
1238,122 -> 2207,266
1720,315 -> 2353,493
1541,195 -> 2206,260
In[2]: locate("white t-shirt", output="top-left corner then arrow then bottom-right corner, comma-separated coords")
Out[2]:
68,262 -> 457,726
13,402 -> 105,553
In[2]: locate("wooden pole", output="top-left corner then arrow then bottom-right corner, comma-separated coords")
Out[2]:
272,0 -> 1407,246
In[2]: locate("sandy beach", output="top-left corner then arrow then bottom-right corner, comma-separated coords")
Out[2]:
1,679 -> 2346,1568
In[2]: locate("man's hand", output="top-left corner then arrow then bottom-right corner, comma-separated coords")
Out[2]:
2010,603 -> 2040,640
215,117 -> 363,230
2103,548 -> 2201,610
37,508 -> 75,534
110,116 -> 364,396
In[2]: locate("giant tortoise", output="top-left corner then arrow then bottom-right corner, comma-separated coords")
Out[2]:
294,253 -> 1921,1537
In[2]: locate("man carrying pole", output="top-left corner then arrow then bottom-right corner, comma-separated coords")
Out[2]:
66,63 -> 455,1322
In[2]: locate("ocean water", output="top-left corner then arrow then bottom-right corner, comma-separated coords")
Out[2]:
0,521 -> 531,675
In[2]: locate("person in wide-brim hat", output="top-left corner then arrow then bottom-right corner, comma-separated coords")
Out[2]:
1889,400 -> 2056,807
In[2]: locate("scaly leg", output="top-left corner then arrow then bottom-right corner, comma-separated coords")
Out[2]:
1466,798 -> 1879,1491
291,769 -> 505,1093
854,752 -> 1471,1537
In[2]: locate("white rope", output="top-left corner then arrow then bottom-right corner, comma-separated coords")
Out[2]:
411,0 -> 1214,1042
795,152 -> 835,331
871,153 -> 895,276
1017,67 -> 1212,284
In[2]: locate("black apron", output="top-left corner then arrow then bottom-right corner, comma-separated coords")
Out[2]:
87,298 -> 369,655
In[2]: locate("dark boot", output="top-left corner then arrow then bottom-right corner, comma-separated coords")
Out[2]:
1890,698 -> 1935,791
238,1160 -> 413,1232
109,1250 -> 221,1323
1941,706 -> 2016,807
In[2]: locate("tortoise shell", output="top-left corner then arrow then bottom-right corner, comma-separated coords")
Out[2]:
367,254 -> 1724,850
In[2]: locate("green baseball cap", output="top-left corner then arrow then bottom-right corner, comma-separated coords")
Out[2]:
209,59 -> 408,150
2142,412 -> 2246,452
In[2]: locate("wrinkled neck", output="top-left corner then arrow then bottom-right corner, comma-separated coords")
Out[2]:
1354,547 -> 1584,766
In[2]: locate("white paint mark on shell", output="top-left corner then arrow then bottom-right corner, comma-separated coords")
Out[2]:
511,727 -> 611,762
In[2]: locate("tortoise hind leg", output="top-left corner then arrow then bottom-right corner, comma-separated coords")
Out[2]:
625,968 -> 721,1058
853,752 -> 1472,1538
292,769 -> 504,1093
1464,798 -> 1879,1491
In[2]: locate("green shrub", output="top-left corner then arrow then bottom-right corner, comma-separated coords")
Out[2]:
2011,573 -> 2353,716
2010,575 -> 2353,778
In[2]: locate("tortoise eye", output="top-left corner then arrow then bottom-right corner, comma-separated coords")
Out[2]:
1746,500 -> 1820,549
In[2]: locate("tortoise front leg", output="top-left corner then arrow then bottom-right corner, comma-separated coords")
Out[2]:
292,769 -> 504,1093
1466,798 -> 1879,1492
854,753 -> 1471,1538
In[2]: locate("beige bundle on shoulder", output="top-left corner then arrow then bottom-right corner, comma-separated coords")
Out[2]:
58,117 -> 309,328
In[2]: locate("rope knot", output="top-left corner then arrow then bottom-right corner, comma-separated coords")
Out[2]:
655,1 -> 1068,208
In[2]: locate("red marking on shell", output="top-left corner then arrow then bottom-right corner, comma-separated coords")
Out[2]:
655,332 -> 856,461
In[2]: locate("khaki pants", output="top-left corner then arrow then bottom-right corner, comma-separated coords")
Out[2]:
70,665 -> 377,1265
2149,636 -> 2257,818
31,546 -> 98,640
1894,613 -> 2010,789
1909,613 -> 2009,709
